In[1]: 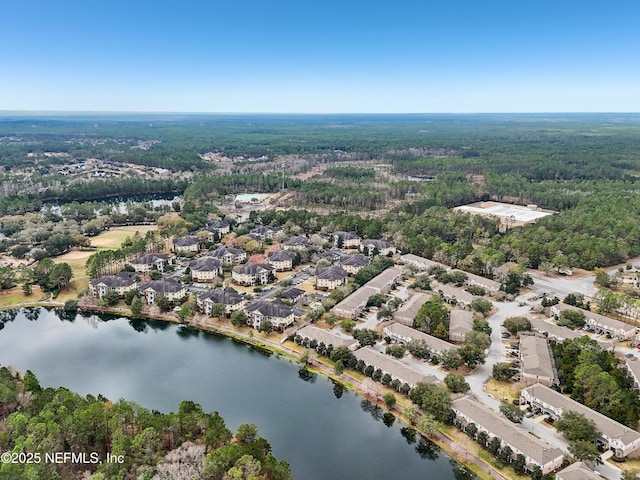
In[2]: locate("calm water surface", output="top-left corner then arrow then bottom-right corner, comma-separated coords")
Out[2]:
0,308 -> 474,480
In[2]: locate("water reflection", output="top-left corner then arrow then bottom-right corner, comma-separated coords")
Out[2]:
360,399 -> 383,421
401,426 -> 417,444
415,436 -> 440,460
297,366 -> 317,383
0,310 -> 17,324
0,309 -> 478,480
128,319 -> 148,333
24,307 -> 41,322
54,308 -> 77,323
382,412 -> 396,428
332,381 -> 344,399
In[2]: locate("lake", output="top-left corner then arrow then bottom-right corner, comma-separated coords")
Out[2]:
0,308 -> 474,480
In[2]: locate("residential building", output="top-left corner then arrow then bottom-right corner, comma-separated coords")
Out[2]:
452,396 -> 564,475
332,286 -> 377,319
283,236 -> 310,251
197,287 -> 245,316
519,335 -> 558,386
434,283 -> 475,309
333,231 -> 362,249
365,267 -> 403,294
361,239 -> 396,256
383,322 -> 458,357
529,317 -> 583,342
625,358 -> 640,391
556,462 -> 601,480
245,298 -> 294,330
550,303 -> 635,341
89,271 -> 138,298
339,254 -> 370,275
207,246 -> 247,265
315,265 -> 348,291
354,346 -> 438,387
400,253 -> 449,272
521,383 -> 640,458
330,267 -> 403,319
232,263 -> 275,286
296,325 -> 357,350
139,279 -> 186,305
267,250 -> 297,271
130,253 -> 171,274
449,309 -> 474,343
189,257 -> 223,283
463,271 -> 500,295
172,235 -> 200,254
393,292 -> 432,326
280,287 -> 305,303
249,226 -> 282,241
205,220 -> 230,237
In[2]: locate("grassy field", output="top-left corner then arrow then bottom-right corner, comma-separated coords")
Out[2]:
0,225 -> 159,309
90,225 -> 158,249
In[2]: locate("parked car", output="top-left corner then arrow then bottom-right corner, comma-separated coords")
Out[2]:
501,332 -> 511,339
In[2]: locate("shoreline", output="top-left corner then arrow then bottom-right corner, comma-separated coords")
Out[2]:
74,303 -> 506,480
2,301 -> 506,479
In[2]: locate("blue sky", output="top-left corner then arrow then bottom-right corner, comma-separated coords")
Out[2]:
2,1 -> 639,113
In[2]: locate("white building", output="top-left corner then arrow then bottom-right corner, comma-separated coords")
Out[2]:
521,383 -> 640,458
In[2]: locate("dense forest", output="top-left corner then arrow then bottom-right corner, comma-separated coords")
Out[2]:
0,366 -> 292,480
2,113 -> 640,270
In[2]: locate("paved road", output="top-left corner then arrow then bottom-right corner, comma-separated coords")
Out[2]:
527,270 -> 597,301
465,299 -> 530,411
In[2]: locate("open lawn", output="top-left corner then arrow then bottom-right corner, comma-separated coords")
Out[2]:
90,225 -> 158,249
0,226 -> 159,309
485,378 -> 522,403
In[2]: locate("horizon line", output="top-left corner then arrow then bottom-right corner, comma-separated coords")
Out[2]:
1,110 -> 640,116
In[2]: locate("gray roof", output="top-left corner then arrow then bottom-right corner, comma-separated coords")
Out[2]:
393,292 -> 432,325
451,396 -> 564,468
140,278 -> 184,294
365,267 -> 403,292
267,250 -> 297,262
340,254 -> 371,267
233,263 -> 275,275
626,358 -> 640,385
207,246 -> 245,259
90,271 -> 137,288
362,239 -> 394,249
434,283 -> 475,304
333,231 -> 361,241
199,287 -> 244,306
552,303 -> 635,334
449,309 -> 474,341
173,235 -> 199,247
284,236 -> 310,247
400,254 -> 449,271
250,226 -> 282,236
522,383 -> 640,447
281,287 -> 305,301
519,335 -> 556,382
246,298 -> 293,318
463,271 -> 500,291
189,256 -> 222,272
316,265 -> 348,281
529,317 -> 583,341
332,286 -> 378,318
297,325 -> 357,349
354,346 -> 437,386
130,253 -> 170,265
556,462 -> 601,480
384,323 -> 458,353
205,220 -> 229,230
